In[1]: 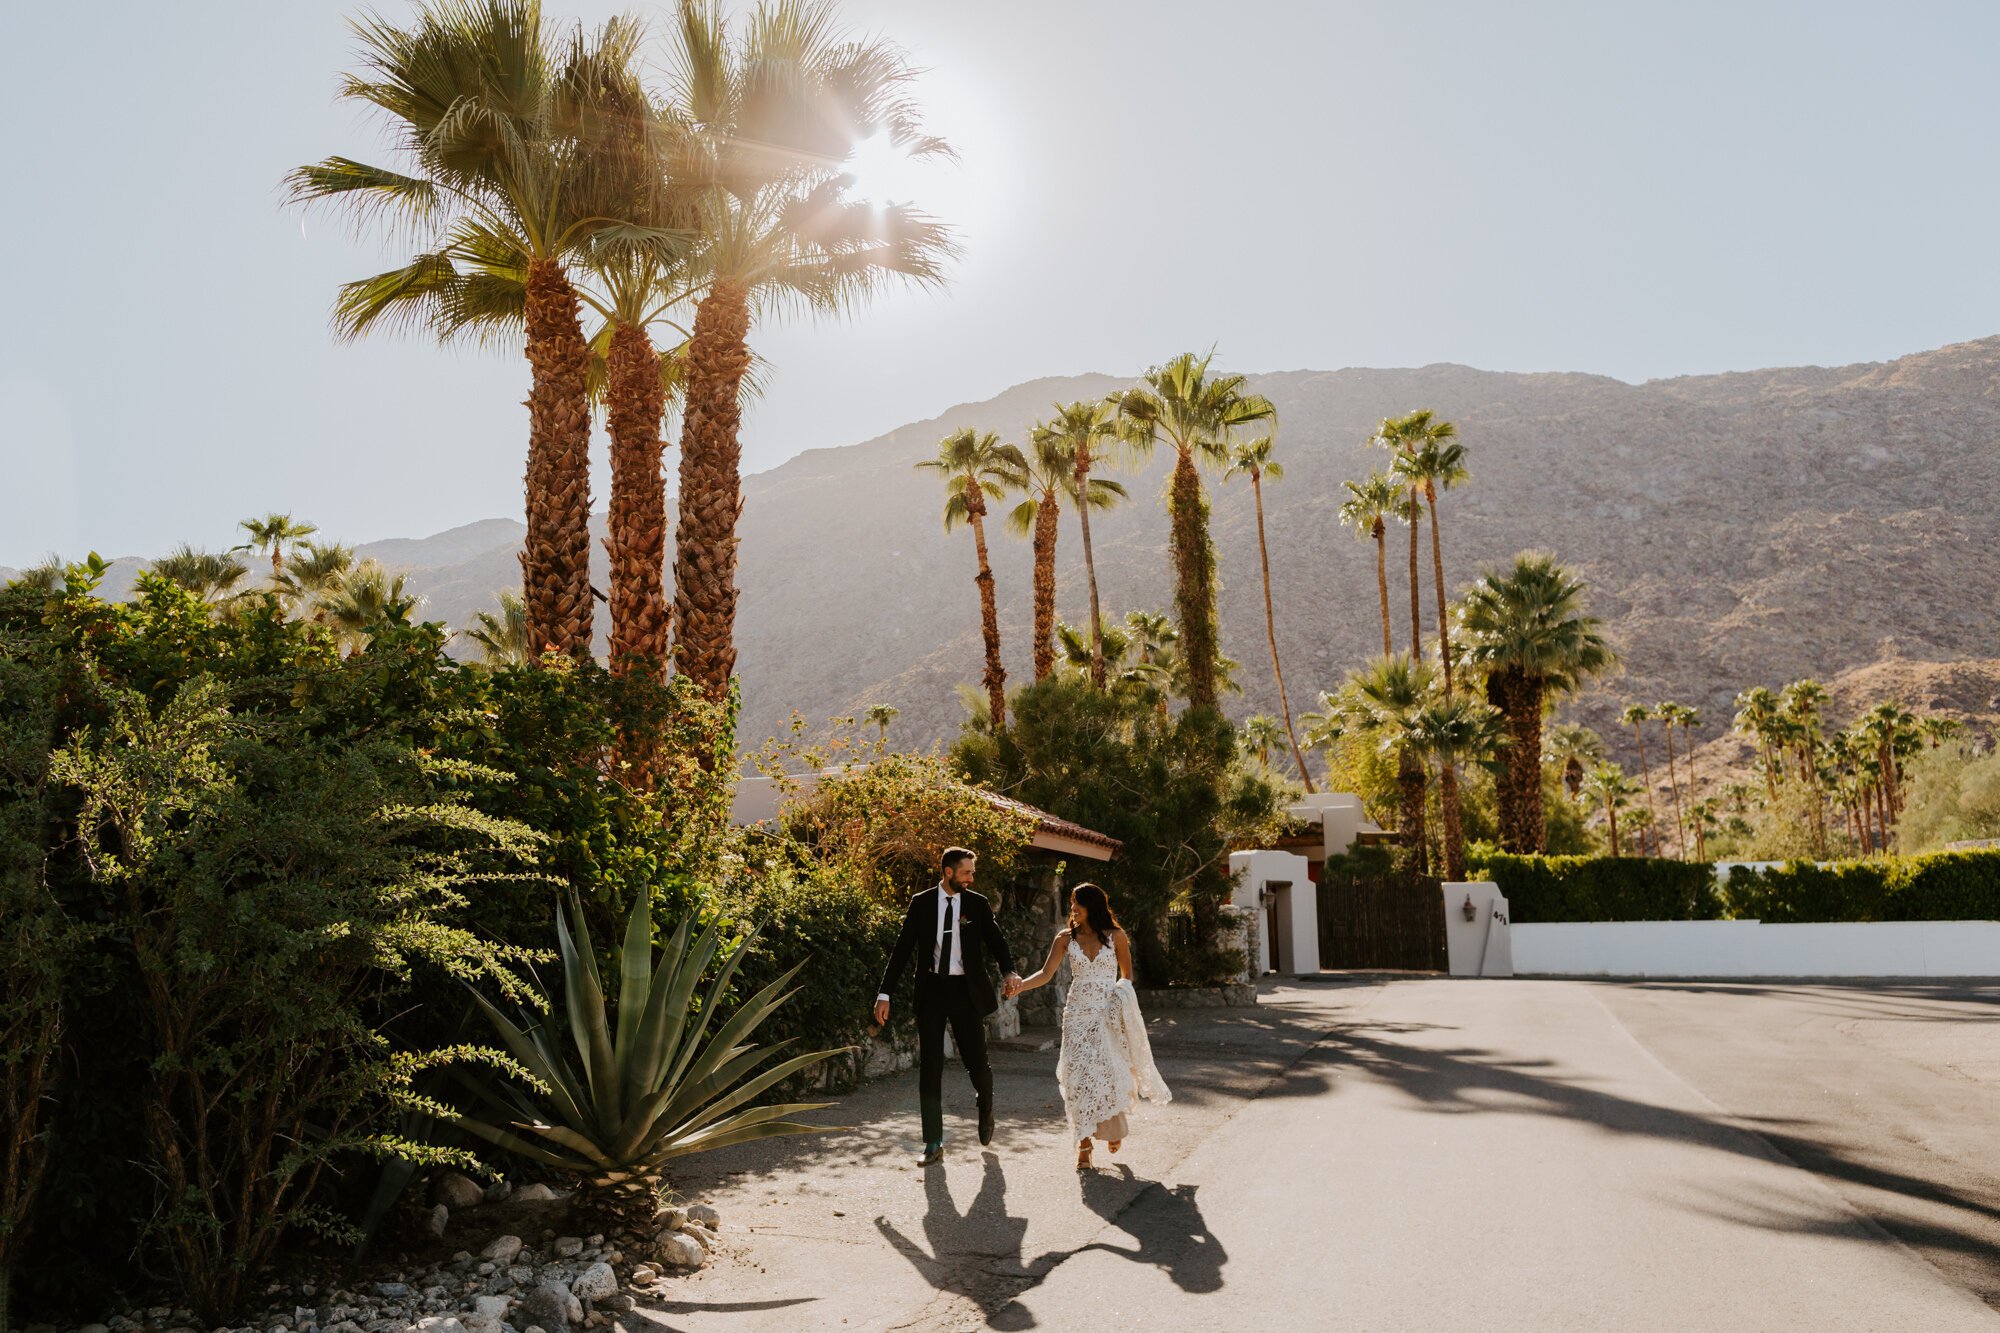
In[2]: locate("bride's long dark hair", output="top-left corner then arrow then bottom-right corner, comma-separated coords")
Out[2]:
1069,883 -> 1121,945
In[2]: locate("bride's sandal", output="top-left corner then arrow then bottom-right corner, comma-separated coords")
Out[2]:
1076,1140 -> 1093,1171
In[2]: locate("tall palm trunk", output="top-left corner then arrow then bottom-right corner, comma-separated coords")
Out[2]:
673,278 -> 754,702
965,480 -> 1008,731
1631,722 -> 1660,855
1397,748 -> 1429,874
1487,669 -> 1547,853
1407,499 -> 1422,659
1603,793 -> 1622,855
1425,484 -> 1454,694
1167,450 -> 1220,710
1249,473 -> 1314,791
1438,758 -> 1467,882
1031,490 -> 1059,681
606,322 -> 671,677
1371,519 -> 1392,657
521,257 -> 595,660
1662,723 -> 1688,859
1075,450 -> 1108,688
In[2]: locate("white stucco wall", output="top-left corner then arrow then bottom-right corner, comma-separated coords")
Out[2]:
1512,919 -> 2000,978
1441,882 -> 1514,977
1228,850 -> 1318,976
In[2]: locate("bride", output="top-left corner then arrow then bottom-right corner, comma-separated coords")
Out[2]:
1011,883 -> 1172,1170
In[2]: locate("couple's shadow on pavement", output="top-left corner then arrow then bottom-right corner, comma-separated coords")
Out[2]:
876,1151 -> 1225,1330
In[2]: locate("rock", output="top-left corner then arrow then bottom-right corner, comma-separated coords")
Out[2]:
374,1284 -> 412,1300
552,1237 -> 583,1259
681,1223 -> 718,1251
513,1183 -> 559,1203
601,1295 -> 634,1314
506,1266 -> 536,1286
482,1179 -> 512,1204
653,1207 -> 688,1232
655,1232 -> 704,1269
427,1204 -> 449,1239
628,1266 -> 657,1285
459,1318 -> 499,1333
470,1296 -> 510,1323
566,1295 -> 583,1325
684,1203 -> 720,1229
479,1232 -> 523,1265
584,1234 -> 603,1247
76,1324 -> 110,1333
407,1319 -> 466,1333
517,1284 -> 571,1333
435,1172 -> 485,1210
569,1263 -> 617,1303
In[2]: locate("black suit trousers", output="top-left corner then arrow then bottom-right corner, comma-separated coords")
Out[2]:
915,974 -> 991,1147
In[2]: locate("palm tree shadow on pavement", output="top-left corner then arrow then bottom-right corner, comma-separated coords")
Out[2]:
876,1151 -> 1038,1329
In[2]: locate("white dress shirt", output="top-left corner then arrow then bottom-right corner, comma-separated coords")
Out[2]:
879,883 -> 960,1002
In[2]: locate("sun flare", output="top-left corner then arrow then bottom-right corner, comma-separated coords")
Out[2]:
842,132 -> 926,205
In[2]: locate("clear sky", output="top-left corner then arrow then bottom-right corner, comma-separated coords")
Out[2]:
4,0 -> 1998,567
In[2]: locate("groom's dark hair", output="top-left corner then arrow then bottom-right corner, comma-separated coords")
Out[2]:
941,846 -> 977,872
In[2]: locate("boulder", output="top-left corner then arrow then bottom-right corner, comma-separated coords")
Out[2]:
482,1179 -> 513,1204
684,1203 -> 720,1229
655,1232 -> 704,1269
517,1284 -> 571,1333
478,1236 -> 523,1266
569,1263 -> 617,1303
513,1183 -> 559,1203
434,1173 -> 485,1210
552,1237 -> 583,1258
470,1296 -> 510,1323
427,1205 -> 449,1239
681,1224 -> 718,1252
653,1207 -> 688,1233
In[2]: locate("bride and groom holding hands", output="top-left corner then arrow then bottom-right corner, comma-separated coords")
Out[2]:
872,847 -> 1172,1170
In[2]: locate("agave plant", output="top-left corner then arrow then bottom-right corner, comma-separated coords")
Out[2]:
454,894 -> 848,1234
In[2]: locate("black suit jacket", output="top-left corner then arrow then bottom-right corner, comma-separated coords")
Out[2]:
877,886 -> 1016,1018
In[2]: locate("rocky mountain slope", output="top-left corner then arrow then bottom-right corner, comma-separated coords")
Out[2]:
15,337 -> 2000,774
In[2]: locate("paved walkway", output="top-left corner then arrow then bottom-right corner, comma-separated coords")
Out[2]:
629,978 -> 2000,1332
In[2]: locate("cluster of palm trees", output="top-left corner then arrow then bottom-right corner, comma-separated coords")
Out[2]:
1303,408 -> 1615,880
1562,702 -> 1706,858
1732,683 -> 1958,857
68,512 -> 422,654
288,0 -> 952,705
918,351 -> 1313,779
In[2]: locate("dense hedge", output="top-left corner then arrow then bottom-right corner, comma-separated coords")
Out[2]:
1723,849 -> 2000,923
1470,851 -> 1724,923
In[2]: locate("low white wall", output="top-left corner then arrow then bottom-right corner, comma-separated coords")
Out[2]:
1512,919 -> 2000,978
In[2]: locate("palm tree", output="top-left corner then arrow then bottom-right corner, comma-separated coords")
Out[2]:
665,0 -> 956,701
465,590 -> 530,665
917,430 -> 1026,732
1918,716 -> 1962,749
320,561 -> 420,653
1653,702 -> 1692,859
1408,695 -> 1506,882
1389,414 -> 1469,693
1621,704 -> 1663,851
279,540 -> 356,616
1339,472 -> 1402,658
863,703 -> 899,741
1352,653 -> 1437,872
288,2 -> 670,661
1113,351 -> 1276,710
1457,553 -> 1615,854
1581,764 -> 1635,856
1035,400 -> 1128,687
1370,414 -> 1425,660
1225,434 -> 1313,791
1779,679 -> 1831,852
1006,429 -> 1126,682
1545,723 -> 1605,801
1732,686 -> 1783,800
1239,715 -> 1283,772
234,513 -> 319,591
151,546 -> 250,605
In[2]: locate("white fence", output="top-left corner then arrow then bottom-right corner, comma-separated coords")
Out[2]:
1511,919 -> 2000,978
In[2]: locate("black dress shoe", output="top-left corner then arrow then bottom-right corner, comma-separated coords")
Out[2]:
919,1141 -> 944,1166
978,1103 -> 995,1145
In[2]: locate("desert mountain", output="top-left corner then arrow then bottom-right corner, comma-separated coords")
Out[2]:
13,338 -> 2000,778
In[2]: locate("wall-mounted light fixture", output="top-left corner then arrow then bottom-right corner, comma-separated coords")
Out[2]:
1461,893 -> 1477,923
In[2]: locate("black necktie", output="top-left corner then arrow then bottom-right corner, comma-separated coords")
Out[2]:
939,895 -> 954,975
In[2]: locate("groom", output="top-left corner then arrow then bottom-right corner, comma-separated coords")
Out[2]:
874,847 -> 1022,1166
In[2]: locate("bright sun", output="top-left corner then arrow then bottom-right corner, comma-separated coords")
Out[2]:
842,132 -> 925,206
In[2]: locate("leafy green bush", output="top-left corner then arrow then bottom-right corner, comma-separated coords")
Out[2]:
1723,849 -> 2000,922
1470,851 -> 1723,923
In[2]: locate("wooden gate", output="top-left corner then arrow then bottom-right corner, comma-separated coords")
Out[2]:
1317,873 -> 1447,971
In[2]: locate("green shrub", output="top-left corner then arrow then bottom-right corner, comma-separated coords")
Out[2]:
1723,849 -> 2000,922
1470,851 -> 1723,923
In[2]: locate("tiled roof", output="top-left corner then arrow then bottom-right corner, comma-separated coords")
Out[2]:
977,789 -> 1123,853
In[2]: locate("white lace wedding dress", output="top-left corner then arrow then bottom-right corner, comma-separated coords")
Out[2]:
1056,934 -> 1172,1146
